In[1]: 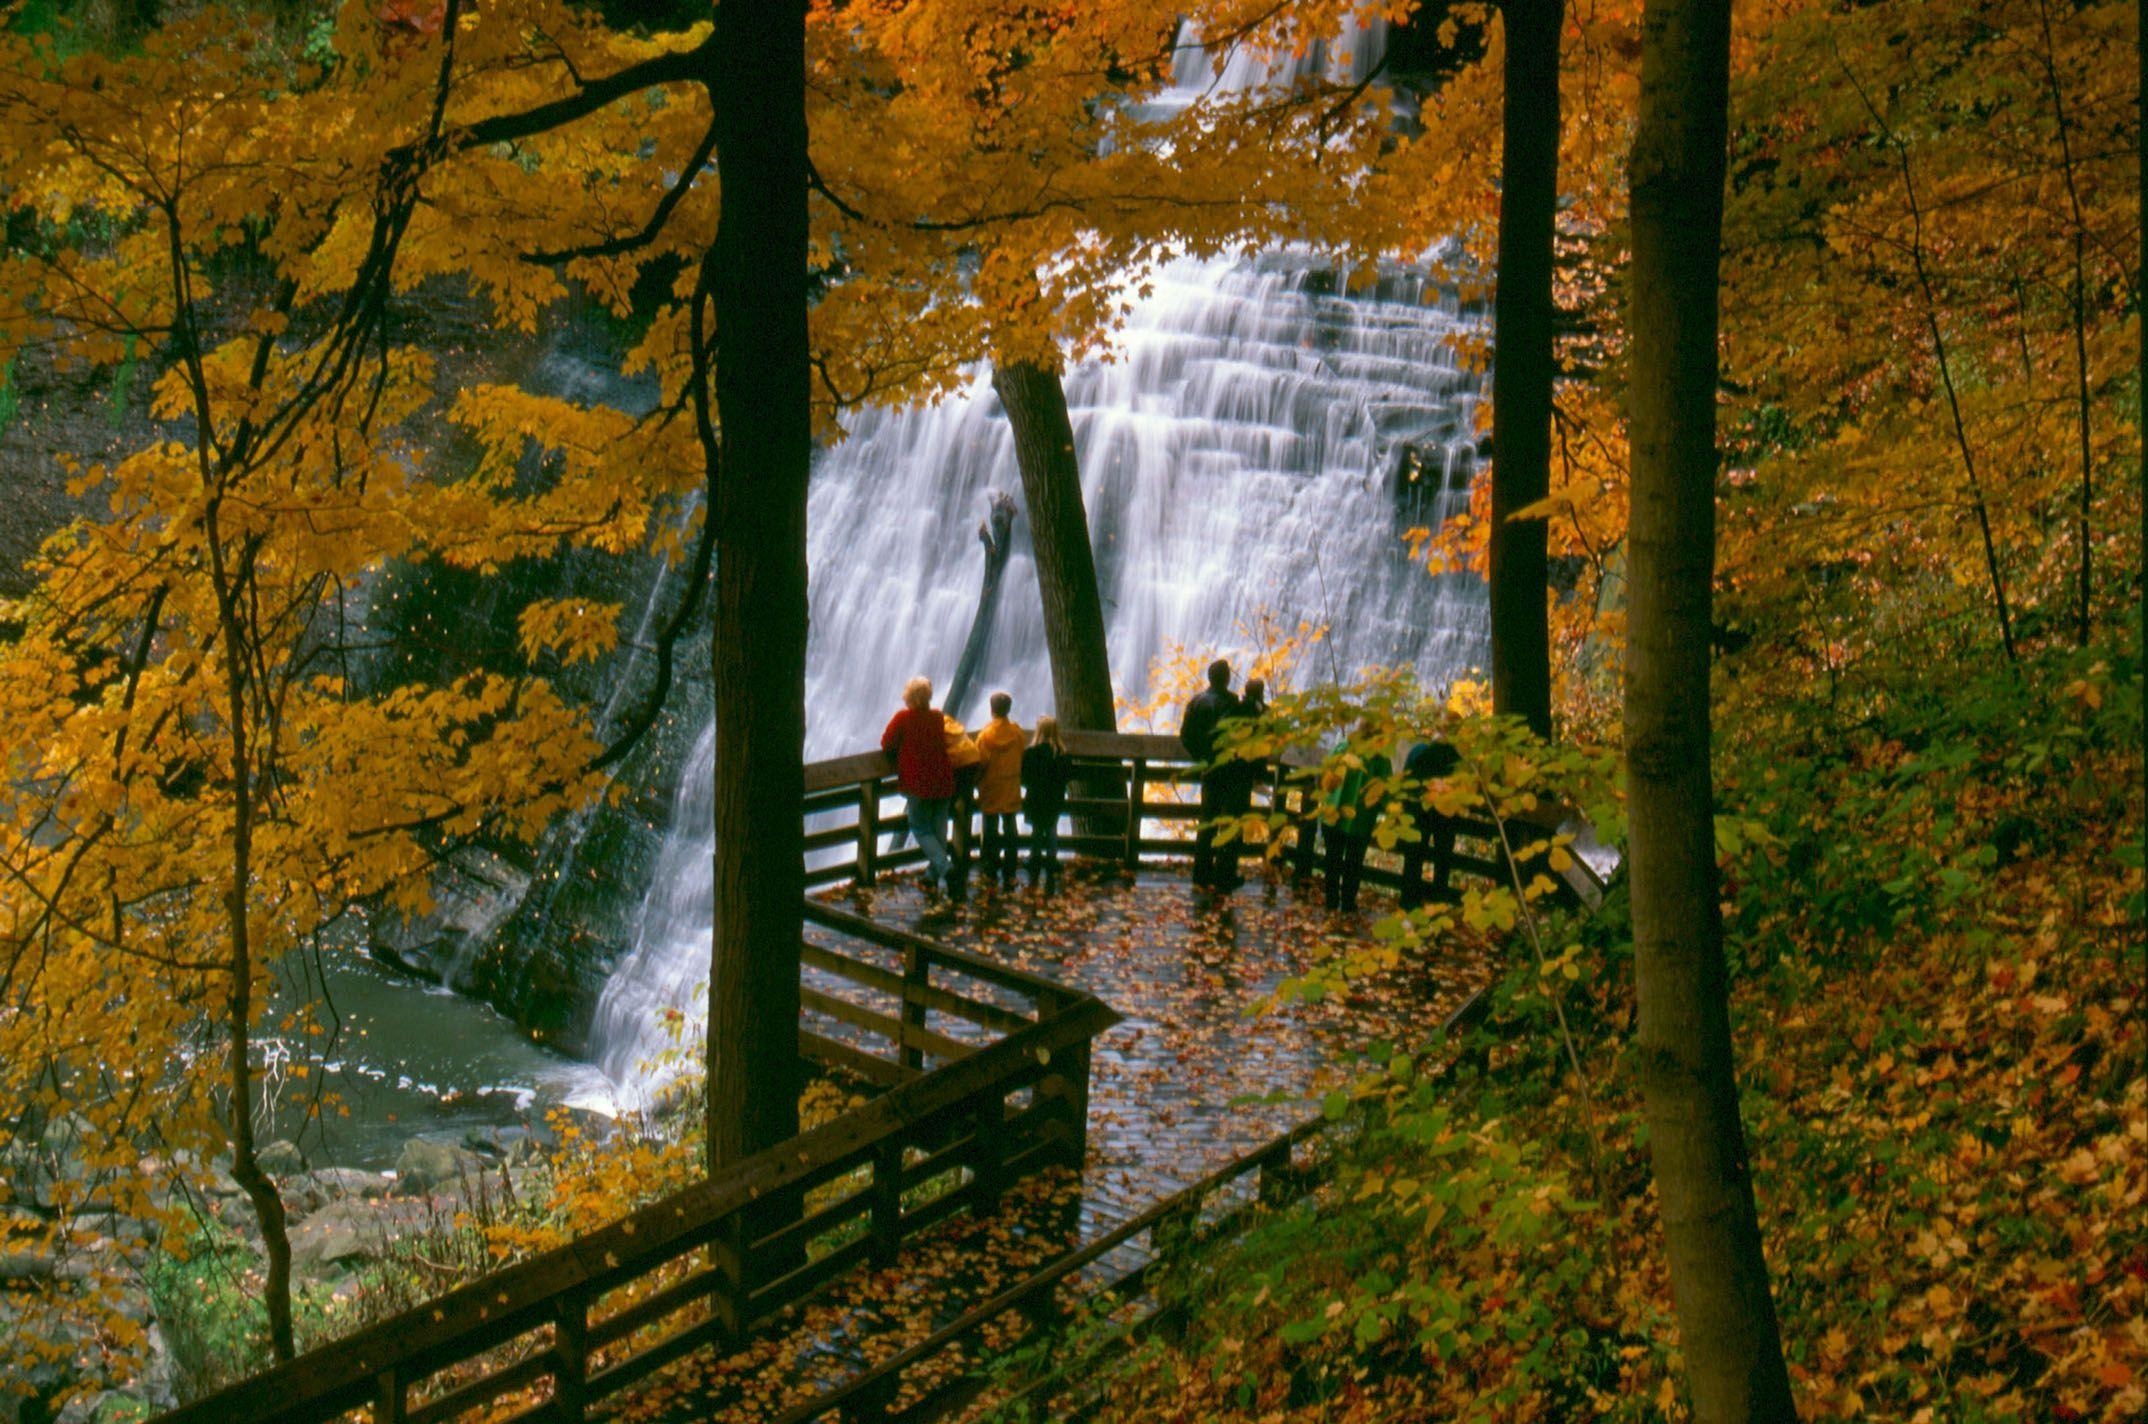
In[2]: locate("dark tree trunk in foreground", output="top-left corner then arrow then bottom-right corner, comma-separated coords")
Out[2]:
1488,0 -> 1563,740
992,358 -> 1117,732
1623,0 -> 1796,1417
705,0 -> 810,1169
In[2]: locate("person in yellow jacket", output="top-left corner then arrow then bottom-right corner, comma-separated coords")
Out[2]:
941,713 -> 982,891
974,691 -> 1027,884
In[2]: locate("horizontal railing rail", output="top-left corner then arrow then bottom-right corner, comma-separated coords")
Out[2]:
157,914 -> 1119,1424
800,730 -> 1606,907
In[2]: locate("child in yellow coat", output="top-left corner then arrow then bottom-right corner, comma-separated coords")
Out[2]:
974,691 -> 1027,884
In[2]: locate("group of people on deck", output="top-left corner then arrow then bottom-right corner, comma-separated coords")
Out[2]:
1181,659 -> 1459,912
881,677 -> 1071,896
882,660 -> 1462,909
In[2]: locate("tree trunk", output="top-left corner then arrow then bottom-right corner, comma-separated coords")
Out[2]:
705,0 -> 810,1170
208,533 -> 295,1364
943,491 -> 1019,723
1623,0 -> 1796,1418
1488,0 -> 1563,740
991,358 -> 1116,733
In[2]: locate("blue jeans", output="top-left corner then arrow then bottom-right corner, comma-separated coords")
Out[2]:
907,796 -> 952,885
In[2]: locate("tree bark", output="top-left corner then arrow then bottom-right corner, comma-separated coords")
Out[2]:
704,0 -> 809,1170
943,491 -> 1019,723
1488,0 -> 1563,740
1624,0 -> 1797,1418
991,358 -> 1117,733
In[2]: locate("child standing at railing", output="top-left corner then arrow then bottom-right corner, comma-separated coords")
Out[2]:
1022,716 -> 1071,886
975,692 -> 1026,886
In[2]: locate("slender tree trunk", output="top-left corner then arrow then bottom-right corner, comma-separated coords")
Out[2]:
991,358 -> 1117,732
1488,0 -> 1563,740
705,0 -> 809,1169
1624,0 -> 1796,1418
207,533 -> 295,1364
1837,60 -> 2017,662
2030,0 -> 2097,646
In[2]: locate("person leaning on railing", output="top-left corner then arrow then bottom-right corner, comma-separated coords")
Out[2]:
882,676 -> 956,894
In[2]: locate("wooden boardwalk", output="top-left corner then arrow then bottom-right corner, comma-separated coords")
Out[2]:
822,863 -> 1489,1232
623,863 -> 1491,1423
156,733 -> 1529,1424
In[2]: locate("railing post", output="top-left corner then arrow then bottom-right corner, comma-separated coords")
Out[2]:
555,1285 -> 590,1424
1289,771 -> 1319,880
870,1136 -> 904,1268
899,945 -> 928,1072
857,778 -> 880,886
1256,1140 -> 1295,1208
1123,758 -> 1145,868
375,1367 -> 405,1424
1054,1039 -> 1093,1171
712,1213 -> 748,1343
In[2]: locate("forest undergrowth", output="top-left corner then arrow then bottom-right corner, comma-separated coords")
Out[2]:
1074,648 -> 2145,1423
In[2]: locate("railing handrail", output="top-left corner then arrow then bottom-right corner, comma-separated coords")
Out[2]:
800,734 -> 1604,907
804,899 -> 1081,1005
158,928 -> 1120,1424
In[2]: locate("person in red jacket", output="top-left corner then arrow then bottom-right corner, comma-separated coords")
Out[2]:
882,676 -> 955,891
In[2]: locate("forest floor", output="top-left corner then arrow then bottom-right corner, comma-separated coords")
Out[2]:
1066,700 -> 2147,1422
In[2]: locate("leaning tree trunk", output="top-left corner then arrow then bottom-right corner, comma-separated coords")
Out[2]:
705,0 -> 810,1170
991,358 -> 1116,733
1488,0 -> 1563,740
1624,0 -> 1797,1418
943,491 -> 1019,723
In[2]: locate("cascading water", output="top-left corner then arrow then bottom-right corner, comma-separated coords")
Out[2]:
583,16 -> 1492,1104
589,247 -> 1492,1105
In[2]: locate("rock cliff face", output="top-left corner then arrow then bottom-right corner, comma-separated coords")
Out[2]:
1,278 -> 708,1058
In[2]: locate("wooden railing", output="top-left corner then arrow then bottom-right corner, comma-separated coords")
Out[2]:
802,730 -> 1605,906
157,910 -> 1118,1424
765,984 -> 1498,1424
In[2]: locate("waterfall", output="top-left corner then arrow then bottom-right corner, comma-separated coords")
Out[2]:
585,16 -> 1491,1105
588,245 -> 1490,1106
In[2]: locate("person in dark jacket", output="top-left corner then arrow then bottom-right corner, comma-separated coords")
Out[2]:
1180,659 -> 1243,891
1399,737 -> 1463,909
881,676 -> 955,892
1022,715 -> 1072,883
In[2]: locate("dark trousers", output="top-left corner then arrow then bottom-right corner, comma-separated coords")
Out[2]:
1027,809 -> 1061,875
1400,812 -> 1458,908
1323,826 -> 1371,912
948,778 -> 978,880
1192,767 -> 1254,887
981,812 -> 1020,879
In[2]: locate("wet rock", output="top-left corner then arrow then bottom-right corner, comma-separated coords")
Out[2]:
289,1198 -> 449,1276
369,846 -> 529,986
256,1140 -> 307,1177
307,1166 -> 394,1200
394,1138 -> 484,1192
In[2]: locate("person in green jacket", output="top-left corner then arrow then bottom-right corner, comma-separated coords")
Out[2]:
1322,728 -> 1390,913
